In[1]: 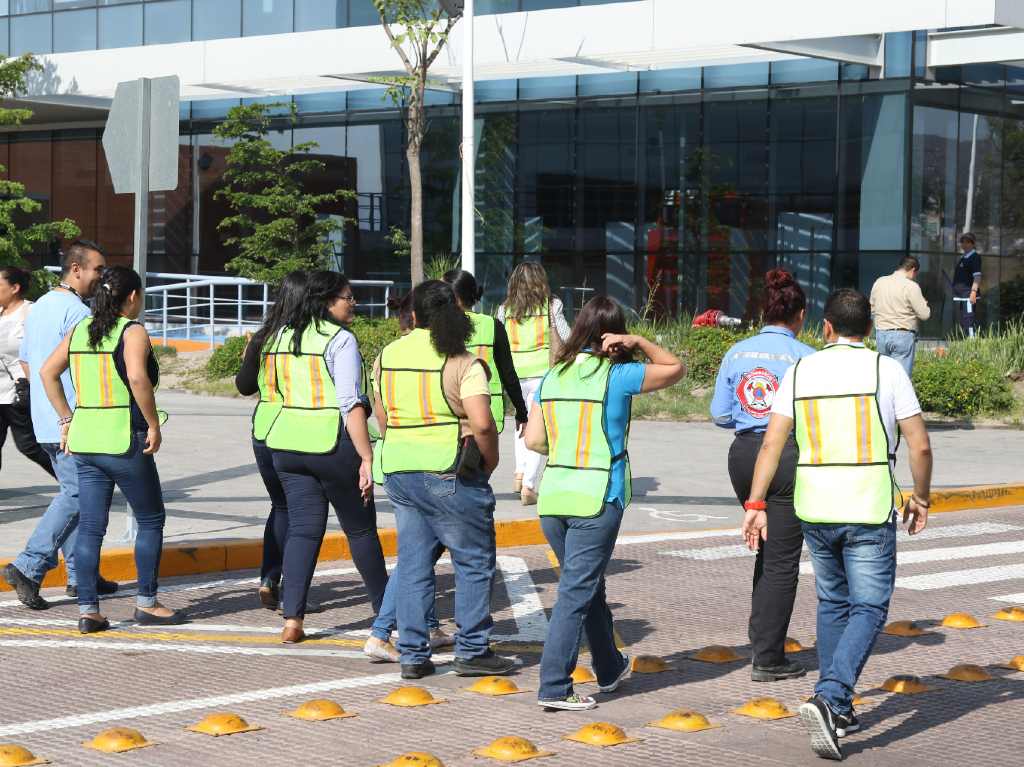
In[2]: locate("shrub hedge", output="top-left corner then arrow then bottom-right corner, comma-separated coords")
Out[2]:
911,353 -> 1014,417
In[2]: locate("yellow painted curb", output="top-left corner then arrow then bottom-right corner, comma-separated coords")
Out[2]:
917,483 -> 1024,514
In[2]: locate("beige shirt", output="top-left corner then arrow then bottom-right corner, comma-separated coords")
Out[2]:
870,271 -> 930,332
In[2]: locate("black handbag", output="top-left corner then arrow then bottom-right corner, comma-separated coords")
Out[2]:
13,377 -> 29,409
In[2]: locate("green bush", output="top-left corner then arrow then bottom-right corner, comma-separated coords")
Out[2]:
206,335 -> 247,379
350,317 -> 401,367
912,354 -> 1014,417
153,344 -> 178,359
680,326 -> 754,387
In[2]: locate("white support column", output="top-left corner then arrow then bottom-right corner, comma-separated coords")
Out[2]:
460,0 -> 475,274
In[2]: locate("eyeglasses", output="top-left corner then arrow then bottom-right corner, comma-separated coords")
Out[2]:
338,294 -> 356,303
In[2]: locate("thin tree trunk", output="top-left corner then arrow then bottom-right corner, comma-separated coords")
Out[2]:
408,141 -> 424,286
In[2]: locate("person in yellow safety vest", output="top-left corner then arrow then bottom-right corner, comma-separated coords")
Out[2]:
524,296 -> 685,711
373,280 -> 515,680
234,270 -> 312,611
265,271 -> 388,645
746,288 -> 933,761
443,269 -> 529,437
40,266 -> 183,633
497,262 -> 571,504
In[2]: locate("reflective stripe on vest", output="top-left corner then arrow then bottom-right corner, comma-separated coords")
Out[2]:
251,329 -> 285,442
378,328 -> 460,475
537,353 -> 631,518
506,302 -> 550,379
467,311 -> 505,433
264,322 -> 342,454
67,316 -> 134,456
792,346 -> 897,524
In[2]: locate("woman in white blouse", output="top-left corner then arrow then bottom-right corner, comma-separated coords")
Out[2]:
0,266 -> 54,477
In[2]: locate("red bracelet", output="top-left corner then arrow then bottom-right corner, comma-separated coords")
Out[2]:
743,500 -> 767,511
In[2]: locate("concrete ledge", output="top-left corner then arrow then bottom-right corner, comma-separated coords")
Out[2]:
1,483 -> 1020,591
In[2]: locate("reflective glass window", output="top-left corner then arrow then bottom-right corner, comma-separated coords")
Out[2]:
771,59 -> 838,85
54,8 -> 97,52
99,3 -> 142,48
243,0 -> 292,36
11,1 -> 49,14
475,79 -> 516,102
193,0 -> 240,41
884,31 -> 912,78
295,0 -> 345,31
295,91 -> 347,114
0,18 -> 7,53
578,72 -> 636,97
523,0 -> 575,8
639,67 -> 700,93
11,12 -> 51,54
144,0 -> 189,45
192,98 -> 239,120
54,0 -> 93,9
703,63 -> 769,89
347,87 -> 389,109
348,0 -> 378,26
100,1 -> 137,5
478,0 -> 517,12
519,76 -> 575,100
910,105 -> 957,254
0,2 -> 8,16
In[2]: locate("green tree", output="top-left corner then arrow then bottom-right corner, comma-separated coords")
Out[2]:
214,102 -> 356,285
373,0 -> 460,286
0,54 -> 80,294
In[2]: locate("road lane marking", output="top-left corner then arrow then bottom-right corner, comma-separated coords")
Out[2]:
0,638 -> 383,660
497,555 -> 548,642
896,563 -> 1024,591
990,592 -> 1024,604
800,539 -> 1024,575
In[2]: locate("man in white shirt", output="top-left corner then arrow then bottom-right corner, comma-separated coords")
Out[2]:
743,288 -> 933,761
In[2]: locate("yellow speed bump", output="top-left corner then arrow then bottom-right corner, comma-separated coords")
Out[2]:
882,620 -> 930,637
631,655 -> 670,674
648,709 -> 719,733
993,606 -> 1024,622
570,666 -> 596,684
378,753 -> 445,767
941,612 -> 985,629
473,736 -> 554,763
187,713 -> 262,737
880,675 -> 932,694
691,645 -> 742,664
941,664 -> 992,682
1001,655 -> 1024,672
286,699 -> 357,721
0,744 -> 47,766
467,676 -> 526,696
83,727 -> 155,753
732,697 -> 796,720
784,637 -> 807,653
380,687 -> 446,707
564,722 -> 639,748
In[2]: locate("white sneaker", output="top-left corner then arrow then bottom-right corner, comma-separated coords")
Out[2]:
363,636 -> 400,663
598,654 -> 632,693
538,693 -> 598,711
429,627 -> 455,649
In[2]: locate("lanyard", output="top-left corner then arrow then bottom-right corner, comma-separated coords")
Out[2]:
58,283 -> 84,302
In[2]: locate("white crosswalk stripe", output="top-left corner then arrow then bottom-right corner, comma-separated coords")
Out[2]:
799,539 -> 1024,574
990,592 -> 1024,604
897,564 -> 1024,591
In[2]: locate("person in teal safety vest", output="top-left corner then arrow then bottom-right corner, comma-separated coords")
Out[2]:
524,296 -> 685,711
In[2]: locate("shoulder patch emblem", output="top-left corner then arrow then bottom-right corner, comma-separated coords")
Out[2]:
736,367 -> 779,418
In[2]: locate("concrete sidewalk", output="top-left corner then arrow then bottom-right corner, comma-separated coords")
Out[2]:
2,390 -> 1023,560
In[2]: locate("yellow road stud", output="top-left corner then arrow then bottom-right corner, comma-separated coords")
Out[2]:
880,675 -> 932,694
570,666 -> 596,684
186,713 -> 262,737
473,736 -> 553,763
691,645 -> 742,663
83,727 -> 154,753
286,699 -> 357,721
467,676 -> 525,696
732,697 -> 796,720
941,664 -> 992,682
378,752 -> 445,767
564,722 -> 639,747
993,606 -> 1024,622
631,655 -> 669,674
380,687 -> 446,707
941,612 -> 985,629
648,709 -> 718,733
784,637 -> 806,653
1001,655 -> 1024,672
882,620 -> 929,637
0,744 -> 47,766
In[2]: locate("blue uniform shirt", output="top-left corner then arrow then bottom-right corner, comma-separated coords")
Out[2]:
710,326 -> 814,434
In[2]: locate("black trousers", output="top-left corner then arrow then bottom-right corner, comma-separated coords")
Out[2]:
272,433 -> 388,620
727,430 -> 803,667
253,439 -> 288,584
0,402 -> 55,478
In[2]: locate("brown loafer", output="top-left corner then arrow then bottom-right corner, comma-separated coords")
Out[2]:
281,625 -> 305,644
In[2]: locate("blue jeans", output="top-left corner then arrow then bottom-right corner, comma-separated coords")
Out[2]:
802,516 -> 897,716
538,502 -> 627,701
13,443 -> 80,586
385,470 -> 496,665
371,543 -> 443,641
875,330 -> 917,377
75,432 -> 167,614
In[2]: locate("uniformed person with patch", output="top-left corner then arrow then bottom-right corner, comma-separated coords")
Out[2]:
710,268 -> 815,683
953,232 -> 983,338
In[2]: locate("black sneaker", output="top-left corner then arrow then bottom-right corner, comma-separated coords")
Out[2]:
798,695 -> 843,761
401,660 -> 436,680
751,659 -> 807,682
454,650 -> 516,677
835,711 -> 860,738
65,577 -> 119,599
4,564 -> 48,610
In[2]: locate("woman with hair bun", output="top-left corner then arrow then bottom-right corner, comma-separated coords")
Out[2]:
710,268 -> 815,683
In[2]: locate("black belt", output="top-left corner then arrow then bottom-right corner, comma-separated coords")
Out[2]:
879,328 -> 916,334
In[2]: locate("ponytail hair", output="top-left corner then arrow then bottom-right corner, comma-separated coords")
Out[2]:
88,266 -> 142,349
443,269 -> 483,309
387,291 -> 414,333
412,280 -> 471,356
763,268 -> 806,325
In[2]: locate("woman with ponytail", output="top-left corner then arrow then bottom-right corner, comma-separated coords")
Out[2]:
40,266 -> 181,633
372,280 -> 514,679
710,268 -> 814,683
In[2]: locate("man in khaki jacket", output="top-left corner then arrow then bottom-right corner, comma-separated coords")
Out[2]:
870,256 -> 930,376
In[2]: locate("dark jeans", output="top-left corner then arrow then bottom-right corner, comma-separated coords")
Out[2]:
728,431 -> 803,667
75,431 -> 166,614
954,297 -> 976,336
272,433 -> 388,620
0,401 -> 55,478
253,439 -> 288,584
803,517 -> 897,716
538,502 -> 627,701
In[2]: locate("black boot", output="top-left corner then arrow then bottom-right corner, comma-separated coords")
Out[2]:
3,564 -> 48,610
